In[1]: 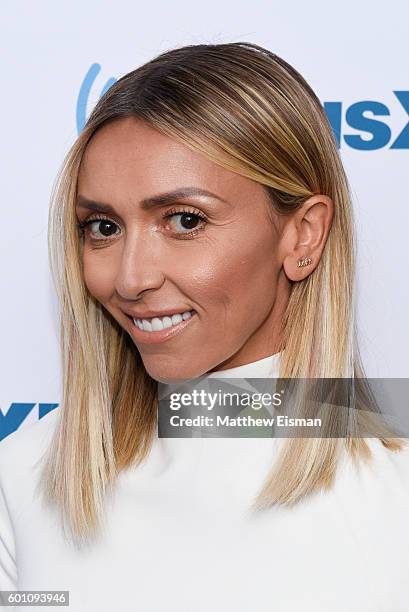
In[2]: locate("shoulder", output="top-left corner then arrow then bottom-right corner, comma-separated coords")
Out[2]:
0,412 -> 59,591
0,409 -> 60,489
362,437 -> 409,476
337,438 -> 409,505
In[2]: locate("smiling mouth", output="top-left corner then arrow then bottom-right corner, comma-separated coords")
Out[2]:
125,309 -> 198,345
130,309 -> 196,332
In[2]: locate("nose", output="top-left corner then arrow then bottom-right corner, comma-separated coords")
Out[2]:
114,230 -> 166,300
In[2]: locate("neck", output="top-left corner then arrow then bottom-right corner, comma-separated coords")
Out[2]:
159,351 -> 282,392
153,350 -> 283,470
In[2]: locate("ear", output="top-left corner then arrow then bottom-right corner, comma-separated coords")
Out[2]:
280,194 -> 334,282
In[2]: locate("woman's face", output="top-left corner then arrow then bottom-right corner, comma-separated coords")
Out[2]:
76,117 -> 290,383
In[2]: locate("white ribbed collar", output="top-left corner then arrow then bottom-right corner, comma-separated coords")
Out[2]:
205,351 -> 281,379
146,351 -> 283,476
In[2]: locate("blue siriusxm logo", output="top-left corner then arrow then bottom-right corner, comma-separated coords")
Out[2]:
76,63 -> 409,150
76,64 -> 116,135
323,93 -> 408,150
0,404 -> 58,441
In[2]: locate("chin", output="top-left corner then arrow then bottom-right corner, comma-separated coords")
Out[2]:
143,360 -> 206,385
148,370 -> 201,385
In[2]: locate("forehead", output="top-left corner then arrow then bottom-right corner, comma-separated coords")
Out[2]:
77,117 -> 264,204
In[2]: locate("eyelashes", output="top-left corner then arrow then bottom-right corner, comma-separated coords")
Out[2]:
77,215 -> 117,241
76,206 -> 209,243
163,206 -> 208,238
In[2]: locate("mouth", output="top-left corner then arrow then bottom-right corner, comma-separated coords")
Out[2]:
126,310 -> 198,345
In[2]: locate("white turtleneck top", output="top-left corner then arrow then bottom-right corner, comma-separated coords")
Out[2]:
1,352 -> 409,611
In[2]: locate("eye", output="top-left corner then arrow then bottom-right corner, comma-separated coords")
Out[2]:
76,206 -> 208,243
163,206 -> 208,238
77,214 -> 120,242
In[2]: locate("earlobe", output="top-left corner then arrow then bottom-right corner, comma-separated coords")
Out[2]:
297,256 -> 312,268
292,254 -> 314,280
282,253 -> 315,282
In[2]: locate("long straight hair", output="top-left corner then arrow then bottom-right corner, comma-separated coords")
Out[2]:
41,42 -> 406,547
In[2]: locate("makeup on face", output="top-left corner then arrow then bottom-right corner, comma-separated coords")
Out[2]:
76,118 -> 287,383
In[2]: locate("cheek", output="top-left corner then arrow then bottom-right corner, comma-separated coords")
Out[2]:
184,235 -> 277,318
82,252 -> 116,302
234,240 -> 278,305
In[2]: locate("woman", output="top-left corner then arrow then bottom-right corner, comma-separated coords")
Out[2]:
1,42 -> 408,611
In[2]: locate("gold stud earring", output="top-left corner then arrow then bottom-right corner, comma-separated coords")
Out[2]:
297,256 -> 312,268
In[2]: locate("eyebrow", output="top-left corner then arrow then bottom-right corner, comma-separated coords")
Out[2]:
76,187 -> 229,213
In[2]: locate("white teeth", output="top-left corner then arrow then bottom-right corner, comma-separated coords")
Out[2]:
151,318 -> 163,331
133,310 -> 194,333
171,313 -> 183,325
142,319 -> 152,332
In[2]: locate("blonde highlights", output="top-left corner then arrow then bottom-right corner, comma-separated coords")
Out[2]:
41,42 -> 406,546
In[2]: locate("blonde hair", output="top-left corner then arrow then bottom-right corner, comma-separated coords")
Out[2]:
41,41 -> 406,547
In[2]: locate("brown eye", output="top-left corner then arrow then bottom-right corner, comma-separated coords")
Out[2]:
77,216 -> 120,241
177,212 -> 200,230
163,207 -> 208,238
93,220 -> 117,237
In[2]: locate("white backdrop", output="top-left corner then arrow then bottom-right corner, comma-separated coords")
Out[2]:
1,0 -> 408,440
